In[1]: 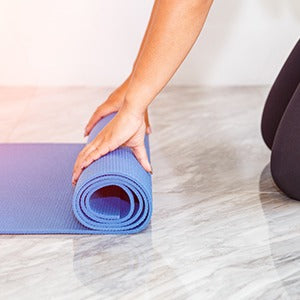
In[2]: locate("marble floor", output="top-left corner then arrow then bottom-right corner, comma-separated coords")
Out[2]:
0,86 -> 299,299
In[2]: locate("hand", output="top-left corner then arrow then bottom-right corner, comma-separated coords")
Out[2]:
84,78 -> 151,137
72,103 -> 152,185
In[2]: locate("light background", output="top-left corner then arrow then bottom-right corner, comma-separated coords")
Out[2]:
0,0 -> 299,86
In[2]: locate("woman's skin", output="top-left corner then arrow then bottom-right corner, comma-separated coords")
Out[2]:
72,0 -> 214,185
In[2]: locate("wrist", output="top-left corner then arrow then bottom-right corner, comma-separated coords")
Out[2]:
122,97 -> 147,118
123,85 -> 154,115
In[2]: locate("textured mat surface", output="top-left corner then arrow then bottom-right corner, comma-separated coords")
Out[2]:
0,114 -> 152,234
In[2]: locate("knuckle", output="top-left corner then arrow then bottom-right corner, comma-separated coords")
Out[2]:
78,152 -> 85,160
97,145 -> 107,156
88,143 -> 97,152
93,147 -> 101,157
82,157 -> 90,167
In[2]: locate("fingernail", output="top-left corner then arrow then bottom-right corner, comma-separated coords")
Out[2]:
149,166 -> 153,175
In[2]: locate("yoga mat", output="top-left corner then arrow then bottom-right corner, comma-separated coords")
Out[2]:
0,113 -> 152,234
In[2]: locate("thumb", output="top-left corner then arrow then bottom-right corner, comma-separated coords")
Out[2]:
144,110 -> 152,134
131,144 -> 152,174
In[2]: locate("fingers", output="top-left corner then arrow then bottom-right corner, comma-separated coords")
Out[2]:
82,144 -> 110,170
72,141 -> 109,185
84,104 -> 114,137
74,107 -> 152,186
72,144 -> 95,185
72,137 -> 152,185
131,144 -> 152,174
144,110 -> 152,135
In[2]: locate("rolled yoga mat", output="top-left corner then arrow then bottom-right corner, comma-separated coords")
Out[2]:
0,113 -> 152,234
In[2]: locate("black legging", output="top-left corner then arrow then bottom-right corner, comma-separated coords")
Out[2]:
261,38 -> 300,200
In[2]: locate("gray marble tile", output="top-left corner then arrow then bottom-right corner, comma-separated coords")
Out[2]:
0,86 -> 299,299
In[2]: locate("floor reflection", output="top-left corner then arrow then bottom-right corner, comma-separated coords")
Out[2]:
72,225 -> 191,298
259,164 -> 300,299
72,228 -> 153,297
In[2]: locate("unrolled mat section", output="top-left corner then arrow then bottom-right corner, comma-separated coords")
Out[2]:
0,113 -> 152,234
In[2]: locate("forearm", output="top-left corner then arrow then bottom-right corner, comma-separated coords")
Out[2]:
125,0 -> 213,113
123,0 -> 159,87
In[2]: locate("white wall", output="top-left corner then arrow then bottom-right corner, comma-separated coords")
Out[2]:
0,0 -> 299,86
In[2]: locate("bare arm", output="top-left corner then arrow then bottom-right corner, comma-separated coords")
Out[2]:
125,0 -> 213,112
72,0 -> 213,185
84,0 -> 160,136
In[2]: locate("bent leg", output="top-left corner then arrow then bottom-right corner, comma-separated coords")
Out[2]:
261,39 -> 300,149
271,83 -> 300,200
